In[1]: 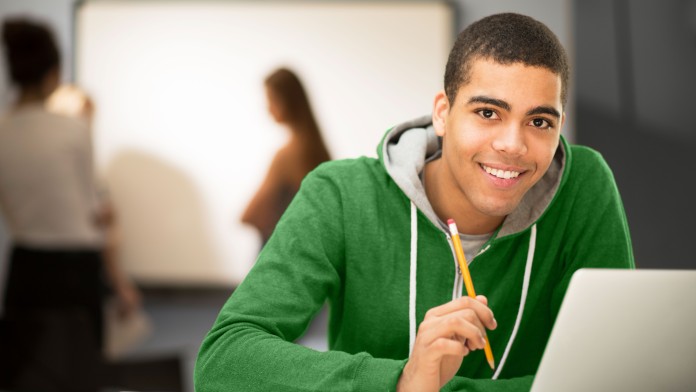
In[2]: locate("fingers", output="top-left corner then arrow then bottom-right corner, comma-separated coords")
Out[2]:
426,337 -> 470,359
398,296 -> 496,392
418,309 -> 489,351
424,296 -> 497,330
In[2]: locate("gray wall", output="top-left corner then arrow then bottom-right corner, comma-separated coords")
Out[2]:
575,0 -> 696,269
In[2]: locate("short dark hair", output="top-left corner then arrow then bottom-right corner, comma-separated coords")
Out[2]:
2,17 -> 60,88
444,13 -> 569,107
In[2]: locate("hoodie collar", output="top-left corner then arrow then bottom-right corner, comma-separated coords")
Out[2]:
378,115 -> 568,238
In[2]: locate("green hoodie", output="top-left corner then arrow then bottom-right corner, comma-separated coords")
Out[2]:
195,116 -> 634,391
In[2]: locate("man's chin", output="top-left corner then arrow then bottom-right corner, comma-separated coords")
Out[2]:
477,200 -> 519,219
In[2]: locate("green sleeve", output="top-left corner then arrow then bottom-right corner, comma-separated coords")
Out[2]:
194,167 -> 405,392
443,375 -> 533,391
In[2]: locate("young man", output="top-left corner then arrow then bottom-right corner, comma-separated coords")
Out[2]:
195,13 -> 633,392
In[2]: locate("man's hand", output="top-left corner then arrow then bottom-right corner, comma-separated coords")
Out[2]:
396,295 -> 497,392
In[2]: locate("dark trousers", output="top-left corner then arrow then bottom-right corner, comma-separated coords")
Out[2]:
0,245 -> 105,392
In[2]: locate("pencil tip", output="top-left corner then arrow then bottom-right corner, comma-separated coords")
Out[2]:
488,359 -> 495,370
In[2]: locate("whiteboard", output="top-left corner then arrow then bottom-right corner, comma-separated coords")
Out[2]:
75,1 -> 454,286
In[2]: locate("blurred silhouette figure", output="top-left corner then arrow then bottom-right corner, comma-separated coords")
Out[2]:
46,83 -> 142,324
0,17 -> 139,391
242,68 -> 331,245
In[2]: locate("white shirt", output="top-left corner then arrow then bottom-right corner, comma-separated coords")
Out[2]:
0,103 -> 102,248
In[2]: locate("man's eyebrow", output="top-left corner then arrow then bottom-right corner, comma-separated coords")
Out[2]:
467,96 -> 511,111
467,96 -> 561,119
526,106 -> 561,119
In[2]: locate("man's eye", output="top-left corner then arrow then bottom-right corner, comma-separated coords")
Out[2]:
530,118 -> 551,128
477,109 -> 497,119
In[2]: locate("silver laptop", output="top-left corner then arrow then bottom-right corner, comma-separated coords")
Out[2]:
531,268 -> 696,392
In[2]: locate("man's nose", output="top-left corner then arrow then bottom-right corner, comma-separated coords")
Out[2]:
491,125 -> 527,156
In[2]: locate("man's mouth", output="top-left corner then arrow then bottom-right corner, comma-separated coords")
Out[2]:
480,164 -> 522,179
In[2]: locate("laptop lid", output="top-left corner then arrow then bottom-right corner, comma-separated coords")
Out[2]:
531,268 -> 696,392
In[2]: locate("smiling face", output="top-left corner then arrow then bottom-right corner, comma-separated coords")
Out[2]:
429,57 -> 565,233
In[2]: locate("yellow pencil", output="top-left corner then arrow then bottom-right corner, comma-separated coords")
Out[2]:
447,218 -> 496,370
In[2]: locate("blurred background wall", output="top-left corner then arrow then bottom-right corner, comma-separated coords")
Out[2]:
0,1 -> 693,391
72,1 -> 454,287
574,0 -> 696,270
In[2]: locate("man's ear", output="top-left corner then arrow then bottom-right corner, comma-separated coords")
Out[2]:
432,90 -> 449,137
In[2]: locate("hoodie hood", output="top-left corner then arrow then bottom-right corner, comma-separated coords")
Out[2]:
378,115 -> 568,238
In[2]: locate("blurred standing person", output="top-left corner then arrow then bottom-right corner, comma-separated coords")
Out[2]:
242,68 -> 331,245
47,83 -> 142,325
0,17 -> 139,391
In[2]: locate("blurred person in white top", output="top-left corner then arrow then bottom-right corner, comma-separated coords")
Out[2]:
0,16 -> 139,391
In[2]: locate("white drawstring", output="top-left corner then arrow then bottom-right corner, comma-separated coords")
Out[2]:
407,203 -> 538,378
408,201 -> 418,356
492,224 -> 537,379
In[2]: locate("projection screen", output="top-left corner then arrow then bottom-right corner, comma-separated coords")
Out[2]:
75,1 -> 454,286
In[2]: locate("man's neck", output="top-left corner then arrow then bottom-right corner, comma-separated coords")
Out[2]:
423,159 -> 504,235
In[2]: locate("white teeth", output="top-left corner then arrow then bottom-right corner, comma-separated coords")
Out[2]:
482,164 -> 520,179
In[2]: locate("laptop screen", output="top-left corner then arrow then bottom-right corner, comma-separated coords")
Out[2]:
531,268 -> 696,392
